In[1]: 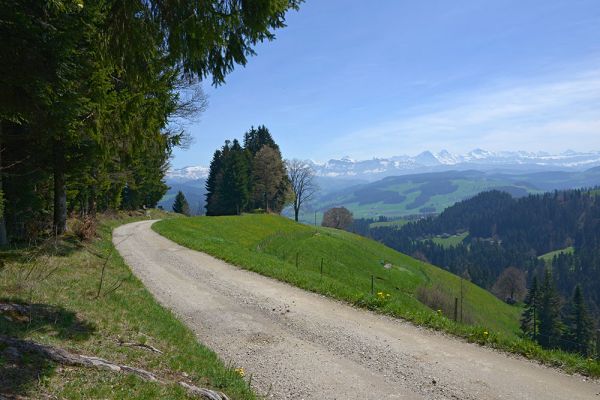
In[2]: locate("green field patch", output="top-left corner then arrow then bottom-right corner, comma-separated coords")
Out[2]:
538,246 -> 574,263
369,219 -> 409,229
430,232 -> 469,248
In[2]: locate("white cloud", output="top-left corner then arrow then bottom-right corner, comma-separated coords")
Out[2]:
328,68 -> 600,157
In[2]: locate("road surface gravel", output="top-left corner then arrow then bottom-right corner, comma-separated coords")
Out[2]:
114,220 -> 600,400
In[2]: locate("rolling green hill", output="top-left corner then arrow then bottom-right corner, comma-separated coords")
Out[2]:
153,214 -> 520,336
299,168 -> 600,221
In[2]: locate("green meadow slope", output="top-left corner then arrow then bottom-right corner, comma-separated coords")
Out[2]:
153,214 -> 519,337
154,214 -> 600,377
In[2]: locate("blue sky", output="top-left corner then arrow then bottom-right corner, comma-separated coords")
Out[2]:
171,0 -> 600,168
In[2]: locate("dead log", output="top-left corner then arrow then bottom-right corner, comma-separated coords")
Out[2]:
0,303 -> 31,315
0,336 -> 230,400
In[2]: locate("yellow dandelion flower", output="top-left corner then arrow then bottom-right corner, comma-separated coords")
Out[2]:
483,331 -> 489,336
234,367 -> 245,377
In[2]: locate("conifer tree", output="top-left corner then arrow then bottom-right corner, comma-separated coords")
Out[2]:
205,149 -> 224,216
221,140 -> 250,215
0,1 -> 301,240
206,129 -> 289,215
243,125 -> 279,155
172,191 -> 190,215
538,269 -> 563,348
564,285 -> 593,355
521,276 -> 539,340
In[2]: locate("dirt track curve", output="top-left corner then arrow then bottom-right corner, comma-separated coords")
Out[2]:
114,220 -> 599,400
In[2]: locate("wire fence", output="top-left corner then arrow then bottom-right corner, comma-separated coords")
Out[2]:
284,250 -> 600,360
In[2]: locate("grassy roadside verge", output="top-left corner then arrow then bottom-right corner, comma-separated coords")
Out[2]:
0,211 -> 255,399
153,214 -> 600,378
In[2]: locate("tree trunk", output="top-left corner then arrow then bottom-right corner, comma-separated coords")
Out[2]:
53,141 -> 67,235
0,121 -> 7,246
294,203 -> 299,222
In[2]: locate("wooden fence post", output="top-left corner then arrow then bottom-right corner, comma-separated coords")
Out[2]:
454,298 -> 458,322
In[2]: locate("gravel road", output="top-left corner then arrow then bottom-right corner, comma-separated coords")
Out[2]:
114,220 -> 599,400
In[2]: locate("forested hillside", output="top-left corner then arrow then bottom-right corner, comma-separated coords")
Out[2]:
0,1 -> 300,243
368,189 -> 600,324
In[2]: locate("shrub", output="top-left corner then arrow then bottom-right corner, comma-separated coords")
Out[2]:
416,284 -> 454,316
71,215 -> 97,241
415,284 -> 474,324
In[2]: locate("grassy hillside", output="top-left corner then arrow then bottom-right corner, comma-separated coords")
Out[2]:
0,211 -> 253,399
154,214 -> 600,377
154,214 -> 519,335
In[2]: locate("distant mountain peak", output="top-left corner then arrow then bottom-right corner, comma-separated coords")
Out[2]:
415,150 -> 441,166
167,149 -> 600,183
167,165 -> 209,182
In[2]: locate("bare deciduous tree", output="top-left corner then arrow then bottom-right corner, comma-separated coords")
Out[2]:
492,266 -> 527,303
286,159 -> 318,222
322,207 -> 353,230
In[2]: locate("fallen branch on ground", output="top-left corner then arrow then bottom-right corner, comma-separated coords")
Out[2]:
117,339 -> 163,354
0,336 -> 230,400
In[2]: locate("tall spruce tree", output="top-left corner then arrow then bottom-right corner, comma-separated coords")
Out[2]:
205,140 -> 251,215
221,140 -> 250,215
0,0 -> 301,241
172,191 -> 190,215
205,149 -> 224,216
538,269 -> 563,349
564,285 -> 593,355
243,125 -> 279,155
521,276 -> 539,341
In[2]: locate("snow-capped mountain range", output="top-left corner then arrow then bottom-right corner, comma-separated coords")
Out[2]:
167,149 -> 600,182
166,165 -> 210,182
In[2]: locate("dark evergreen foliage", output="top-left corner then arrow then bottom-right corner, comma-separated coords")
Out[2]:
0,0 -> 301,240
172,191 -> 191,215
521,276 -> 539,340
564,285 -> 593,355
537,269 -> 563,349
205,129 -> 288,215
243,125 -> 279,155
